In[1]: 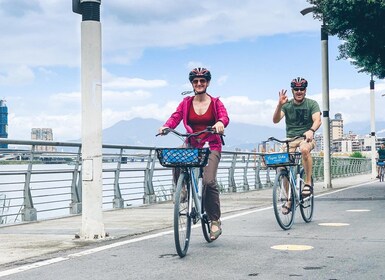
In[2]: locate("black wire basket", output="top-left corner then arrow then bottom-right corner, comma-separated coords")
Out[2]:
156,148 -> 210,167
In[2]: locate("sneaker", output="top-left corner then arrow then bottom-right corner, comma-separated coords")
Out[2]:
376,175 -> 380,179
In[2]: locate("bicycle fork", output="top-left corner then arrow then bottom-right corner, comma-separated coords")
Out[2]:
189,169 -> 202,224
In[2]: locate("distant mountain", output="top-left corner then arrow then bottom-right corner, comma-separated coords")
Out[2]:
101,118 -> 285,150
344,121 -> 385,137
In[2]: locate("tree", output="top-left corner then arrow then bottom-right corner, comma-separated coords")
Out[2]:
307,0 -> 385,79
350,151 -> 364,158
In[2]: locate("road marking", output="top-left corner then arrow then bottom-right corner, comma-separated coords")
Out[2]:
318,223 -> 350,227
271,244 -> 313,251
346,209 -> 370,212
0,257 -> 68,277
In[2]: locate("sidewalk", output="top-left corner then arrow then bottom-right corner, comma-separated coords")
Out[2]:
0,173 -> 373,266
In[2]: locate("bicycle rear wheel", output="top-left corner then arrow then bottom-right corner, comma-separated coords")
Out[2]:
380,166 -> 385,182
299,169 -> 314,223
273,170 -> 295,230
174,172 -> 192,258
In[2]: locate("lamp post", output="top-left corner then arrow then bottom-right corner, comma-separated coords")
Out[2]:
73,0 -> 105,239
301,7 -> 332,189
370,74 -> 376,178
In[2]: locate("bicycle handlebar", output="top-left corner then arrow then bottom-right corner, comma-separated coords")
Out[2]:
156,126 -> 226,145
266,135 -> 305,144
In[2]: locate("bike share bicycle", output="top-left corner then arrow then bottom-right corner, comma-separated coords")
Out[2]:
263,136 -> 314,230
156,127 -> 224,257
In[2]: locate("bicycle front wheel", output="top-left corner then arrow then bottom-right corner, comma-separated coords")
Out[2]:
273,170 -> 295,230
200,186 -> 213,243
380,166 -> 385,182
174,172 -> 192,258
299,169 -> 314,223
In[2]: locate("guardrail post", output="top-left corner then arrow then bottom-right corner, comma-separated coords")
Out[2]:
228,154 -> 237,192
265,167 -> 272,188
243,155 -> 250,191
255,156 -> 262,189
70,146 -> 82,214
143,150 -> 156,204
22,145 -> 37,221
113,148 -> 124,208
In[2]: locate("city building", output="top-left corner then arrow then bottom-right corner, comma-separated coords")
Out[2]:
330,113 -> 343,140
0,99 -> 8,149
31,128 -> 56,152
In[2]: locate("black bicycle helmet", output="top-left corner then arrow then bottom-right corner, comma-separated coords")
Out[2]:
188,67 -> 211,82
291,77 -> 308,88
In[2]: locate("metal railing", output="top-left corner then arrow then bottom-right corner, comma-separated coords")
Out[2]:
0,138 -> 371,224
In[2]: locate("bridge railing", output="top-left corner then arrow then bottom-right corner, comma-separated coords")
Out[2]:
0,139 -> 370,224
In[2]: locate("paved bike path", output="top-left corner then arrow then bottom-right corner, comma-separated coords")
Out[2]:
0,173 -> 373,267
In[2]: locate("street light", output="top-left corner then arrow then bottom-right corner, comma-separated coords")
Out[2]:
73,0 -> 106,239
370,74 -> 376,178
301,7 -> 332,189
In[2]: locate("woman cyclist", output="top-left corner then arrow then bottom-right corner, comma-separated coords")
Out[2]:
158,67 -> 229,240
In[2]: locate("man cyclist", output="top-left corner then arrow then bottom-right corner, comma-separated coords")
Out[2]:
376,143 -> 385,178
273,77 -> 321,213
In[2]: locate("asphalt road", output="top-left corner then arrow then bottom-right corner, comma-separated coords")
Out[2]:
1,181 -> 384,280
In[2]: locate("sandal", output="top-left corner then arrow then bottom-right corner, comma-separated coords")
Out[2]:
301,184 -> 313,198
210,220 -> 222,241
282,204 -> 291,215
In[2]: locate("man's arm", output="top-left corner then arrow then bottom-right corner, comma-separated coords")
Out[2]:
304,112 -> 322,141
273,105 -> 284,124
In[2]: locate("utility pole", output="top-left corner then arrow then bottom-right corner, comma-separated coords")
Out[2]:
301,7 -> 332,188
370,74 -> 376,178
73,0 -> 105,239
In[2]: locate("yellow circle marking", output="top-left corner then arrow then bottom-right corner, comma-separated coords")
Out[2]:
346,209 -> 370,212
318,223 -> 350,227
271,244 -> 314,251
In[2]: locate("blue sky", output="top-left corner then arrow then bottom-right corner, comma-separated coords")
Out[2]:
1,0 -> 384,141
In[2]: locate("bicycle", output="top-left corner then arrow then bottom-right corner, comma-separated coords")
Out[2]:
155,127 -> 224,257
263,136 -> 314,230
377,160 -> 385,182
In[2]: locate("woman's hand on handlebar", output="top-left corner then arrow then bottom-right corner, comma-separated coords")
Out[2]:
212,121 -> 224,134
157,126 -> 170,136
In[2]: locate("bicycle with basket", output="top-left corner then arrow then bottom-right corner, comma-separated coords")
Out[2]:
155,127 -> 224,257
263,136 -> 314,230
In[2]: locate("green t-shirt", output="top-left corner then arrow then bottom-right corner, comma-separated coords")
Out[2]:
377,148 -> 385,160
281,98 -> 321,138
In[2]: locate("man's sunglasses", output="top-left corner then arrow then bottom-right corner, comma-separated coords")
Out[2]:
293,87 -> 306,92
192,79 -> 207,84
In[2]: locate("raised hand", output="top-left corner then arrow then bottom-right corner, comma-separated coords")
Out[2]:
278,89 -> 288,105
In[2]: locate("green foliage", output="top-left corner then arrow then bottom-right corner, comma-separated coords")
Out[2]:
307,0 -> 385,79
350,151 -> 364,158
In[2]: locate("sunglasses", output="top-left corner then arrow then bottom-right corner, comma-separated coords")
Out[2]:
192,79 -> 207,85
293,87 -> 306,92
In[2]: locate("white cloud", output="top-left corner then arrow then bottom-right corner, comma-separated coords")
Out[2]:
103,78 -> 167,89
0,66 -> 35,85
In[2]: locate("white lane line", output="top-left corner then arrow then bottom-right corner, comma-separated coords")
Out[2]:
0,257 -> 68,277
0,180 -> 374,277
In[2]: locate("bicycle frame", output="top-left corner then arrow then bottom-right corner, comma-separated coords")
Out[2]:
187,167 -> 204,222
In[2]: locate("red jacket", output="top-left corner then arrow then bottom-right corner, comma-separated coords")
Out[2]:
164,94 -> 229,151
